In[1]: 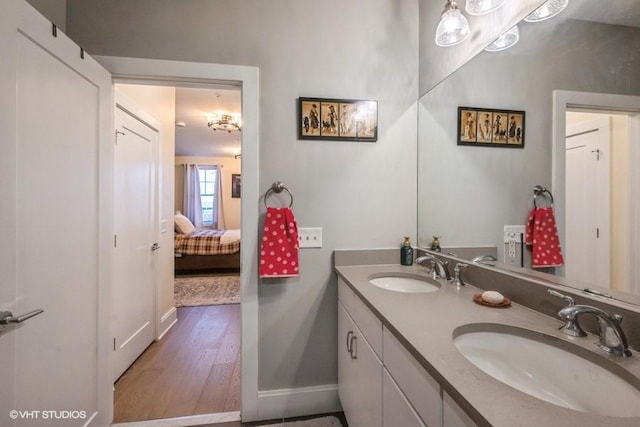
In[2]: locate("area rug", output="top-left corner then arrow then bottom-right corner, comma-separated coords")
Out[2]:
254,416 -> 343,427
174,275 -> 240,307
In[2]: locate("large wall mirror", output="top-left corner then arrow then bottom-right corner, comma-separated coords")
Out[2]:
418,0 -> 640,303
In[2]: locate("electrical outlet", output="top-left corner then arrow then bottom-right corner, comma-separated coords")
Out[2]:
503,225 -> 525,267
298,227 -> 322,248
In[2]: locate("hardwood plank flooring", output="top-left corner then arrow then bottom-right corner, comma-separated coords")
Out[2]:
114,304 -> 241,423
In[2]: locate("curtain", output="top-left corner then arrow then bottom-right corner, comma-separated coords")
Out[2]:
183,164 -> 202,228
213,165 -> 226,229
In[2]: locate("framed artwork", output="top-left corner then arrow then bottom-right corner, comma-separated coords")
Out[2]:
457,106 -> 525,148
298,97 -> 377,141
231,174 -> 241,198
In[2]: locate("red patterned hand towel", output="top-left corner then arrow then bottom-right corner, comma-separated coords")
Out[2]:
260,207 -> 300,278
525,206 -> 564,268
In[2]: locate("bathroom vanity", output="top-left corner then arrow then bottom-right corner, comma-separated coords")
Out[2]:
335,253 -> 640,427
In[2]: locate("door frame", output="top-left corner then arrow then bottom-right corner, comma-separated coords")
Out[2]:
553,90 -> 640,288
97,56 -> 260,423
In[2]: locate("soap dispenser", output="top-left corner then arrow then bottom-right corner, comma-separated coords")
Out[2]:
430,236 -> 442,253
400,236 -> 414,266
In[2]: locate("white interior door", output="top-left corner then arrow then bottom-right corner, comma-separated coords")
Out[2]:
0,1 -> 113,426
112,99 -> 159,382
565,116 -> 611,288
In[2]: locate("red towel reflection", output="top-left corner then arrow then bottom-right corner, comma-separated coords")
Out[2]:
525,206 -> 564,268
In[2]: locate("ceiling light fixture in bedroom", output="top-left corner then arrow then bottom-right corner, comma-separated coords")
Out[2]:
207,113 -> 242,133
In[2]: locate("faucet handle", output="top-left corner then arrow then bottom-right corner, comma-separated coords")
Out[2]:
452,263 -> 469,287
548,289 -> 575,306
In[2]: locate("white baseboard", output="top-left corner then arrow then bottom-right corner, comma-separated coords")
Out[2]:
157,306 -> 178,340
257,384 -> 341,421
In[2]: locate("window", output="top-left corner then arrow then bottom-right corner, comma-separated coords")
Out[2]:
199,166 -> 217,226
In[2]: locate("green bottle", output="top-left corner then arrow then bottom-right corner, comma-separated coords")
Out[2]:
400,236 -> 414,265
430,236 -> 441,253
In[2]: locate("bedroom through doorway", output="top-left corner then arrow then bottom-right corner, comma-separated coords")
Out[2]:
113,83 -> 242,423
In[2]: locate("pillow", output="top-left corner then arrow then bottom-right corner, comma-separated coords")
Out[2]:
174,212 -> 196,235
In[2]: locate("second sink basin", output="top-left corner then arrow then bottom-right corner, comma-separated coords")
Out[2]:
453,323 -> 640,417
368,273 -> 440,293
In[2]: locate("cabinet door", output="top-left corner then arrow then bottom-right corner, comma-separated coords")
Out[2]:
383,328 -> 442,427
338,302 -> 382,427
443,391 -> 477,427
383,369 -> 426,427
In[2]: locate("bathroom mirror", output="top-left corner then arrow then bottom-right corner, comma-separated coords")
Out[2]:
418,0 -> 640,303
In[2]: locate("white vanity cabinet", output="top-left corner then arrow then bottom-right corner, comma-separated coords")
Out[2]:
338,278 -> 477,427
338,301 -> 382,427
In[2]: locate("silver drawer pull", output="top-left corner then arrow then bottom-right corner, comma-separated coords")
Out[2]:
0,309 -> 44,325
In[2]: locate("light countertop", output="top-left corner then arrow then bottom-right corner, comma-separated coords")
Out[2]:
335,263 -> 640,427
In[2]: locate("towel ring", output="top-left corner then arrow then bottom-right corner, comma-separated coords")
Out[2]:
533,185 -> 554,208
264,181 -> 294,209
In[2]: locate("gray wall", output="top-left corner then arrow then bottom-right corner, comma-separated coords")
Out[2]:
66,0 -> 419,391
25,0 -> 66,31
417,19 -> 640,261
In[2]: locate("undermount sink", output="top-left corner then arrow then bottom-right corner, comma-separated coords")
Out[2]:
368,273 -> 440,293
453,323 -> 640,418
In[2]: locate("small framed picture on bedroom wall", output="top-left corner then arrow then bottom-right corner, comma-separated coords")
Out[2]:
232,174 -> 241,198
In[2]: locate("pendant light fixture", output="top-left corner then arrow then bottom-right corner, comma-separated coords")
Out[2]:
485,25 -> 519,52
435,0 -> 471,47
524,0 -> 569,23
465,0 -> 505,16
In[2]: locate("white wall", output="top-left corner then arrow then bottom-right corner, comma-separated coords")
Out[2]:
67,0 -> 419,392
175,156 -> 242,230
115,84 -> 176,324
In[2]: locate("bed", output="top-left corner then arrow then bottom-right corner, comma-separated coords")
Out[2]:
174,213 -> 240,273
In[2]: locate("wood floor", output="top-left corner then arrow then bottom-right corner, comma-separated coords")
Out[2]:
114,304 -> 241,423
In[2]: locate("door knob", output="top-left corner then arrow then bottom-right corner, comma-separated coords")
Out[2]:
151,243 -> 160,251
0,309 -> 44,325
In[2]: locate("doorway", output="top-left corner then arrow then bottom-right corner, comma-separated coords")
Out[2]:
553,90 -> 640,295
97,56 -> 260,425
111,82 -> 243,423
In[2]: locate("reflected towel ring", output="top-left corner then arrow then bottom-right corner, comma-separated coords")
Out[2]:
264,181 -> 294,209
533,185 -> 554,208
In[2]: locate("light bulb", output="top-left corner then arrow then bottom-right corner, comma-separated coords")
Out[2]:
435,1 -> 471,47
465,0 -> 506,16
485,25 -> 519,52
524,0 -> 569,23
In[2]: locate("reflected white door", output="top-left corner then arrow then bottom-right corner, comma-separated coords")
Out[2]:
565,116 -> 610,288
112,102 -> 158,382
0,1 -> 112,426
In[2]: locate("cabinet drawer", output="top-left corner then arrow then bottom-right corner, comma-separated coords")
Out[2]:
338,278 -> 382,357
443,391 -> 477,427
383,327 -> 442,427
383,368 -> 425,427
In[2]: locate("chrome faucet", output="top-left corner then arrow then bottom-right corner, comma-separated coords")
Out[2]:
549,289 -> 632,357
416,255 -> 451,281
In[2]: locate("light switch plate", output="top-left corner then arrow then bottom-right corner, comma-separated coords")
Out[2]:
298,227 -> 322,248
